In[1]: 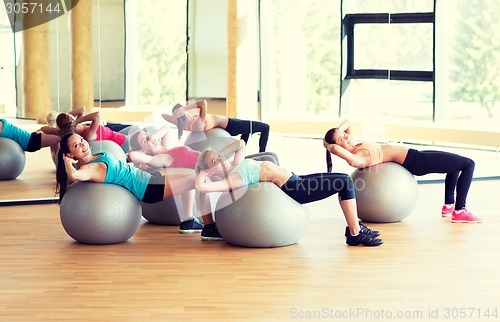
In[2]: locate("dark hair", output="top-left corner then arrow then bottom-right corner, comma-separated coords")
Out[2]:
172,104 -> 186,140
129,130 -> 142,151
54,132 -> 76,204
56,113 -> 73,137
323,128 -> 338,173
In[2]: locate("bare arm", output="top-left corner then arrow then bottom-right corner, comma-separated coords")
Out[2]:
151,125 -> 170,147
338,119 -> 352,135
39,126 -> 60,136
128,150 -> 173,168
195,100 -> 208,121
161,113 -> 177,125
217,139 -> 245,164
195,171 -> 244,193
63,154 -> 106,182
324,141 -> 371,168
75,112 -> 101,141
69,106 -> 86,119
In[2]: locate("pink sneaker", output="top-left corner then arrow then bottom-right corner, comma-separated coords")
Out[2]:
441,205 -> 454,217
451,208 -> 483,223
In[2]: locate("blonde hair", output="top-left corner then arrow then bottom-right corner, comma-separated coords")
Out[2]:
195,149 -> 214,175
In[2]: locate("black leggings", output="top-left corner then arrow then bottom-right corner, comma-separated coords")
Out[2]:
280,172 -> 355,204
402,149 -> 475,209
224,118 -> 270,152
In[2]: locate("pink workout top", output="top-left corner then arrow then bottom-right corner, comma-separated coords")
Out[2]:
186,114 -> 215,131
352,142 -> 383,166
163,145 -> 200,169
81,124 -> 126,147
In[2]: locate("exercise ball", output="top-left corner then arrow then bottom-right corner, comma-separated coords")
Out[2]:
89,140 -> 127,163
246,152 -> 280,165
184,128 -> 238,153
351,162 -> 418,223
215,182 -> 309,248
0,137 -> 26,180
141,195 -> 182,226
60,181 -> 142,244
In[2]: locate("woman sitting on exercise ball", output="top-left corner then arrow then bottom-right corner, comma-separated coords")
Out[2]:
323,119 -> 481,223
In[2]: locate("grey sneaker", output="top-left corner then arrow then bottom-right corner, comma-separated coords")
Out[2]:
179,217 -> 203,234
201,223 -> 224,241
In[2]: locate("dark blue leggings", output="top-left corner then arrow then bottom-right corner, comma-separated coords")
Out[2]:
280,172 -> 355,204
402,149 -> 475,209
224,118 -> 270,152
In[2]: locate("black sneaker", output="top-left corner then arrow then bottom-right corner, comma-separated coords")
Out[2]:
345,222 -> 380,238
346,229 -> 384,246
201,223 -> 224,241
179,217 -> 203,234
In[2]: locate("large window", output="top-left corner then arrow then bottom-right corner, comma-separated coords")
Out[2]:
260,0 -> 500,133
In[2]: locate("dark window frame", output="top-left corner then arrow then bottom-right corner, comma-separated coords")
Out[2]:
343,12 -> 434,82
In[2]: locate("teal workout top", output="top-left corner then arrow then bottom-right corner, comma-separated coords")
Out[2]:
0,118 -> 31,150
88,152 -> 151,200
228,159 -> 261,187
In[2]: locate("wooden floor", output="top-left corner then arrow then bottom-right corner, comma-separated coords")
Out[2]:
1,180 -> 499,321
1,120 -> 500,321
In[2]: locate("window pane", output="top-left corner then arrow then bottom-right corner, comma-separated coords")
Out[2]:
345,0 -> 433,14
343,79 -> 433,122
125,1 -> 187,106
260,0 -> 340,121
355,23 -> 433,71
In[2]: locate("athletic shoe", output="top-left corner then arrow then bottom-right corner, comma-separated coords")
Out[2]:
179,217 -> 203,234
451,209 -> 483,223
441,204 -> 454,217
346,229 -> 384,247
345,222 -> 380,238
201,223 -> 224,241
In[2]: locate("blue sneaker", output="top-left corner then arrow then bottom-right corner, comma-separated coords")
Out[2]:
179,217 -> 203,234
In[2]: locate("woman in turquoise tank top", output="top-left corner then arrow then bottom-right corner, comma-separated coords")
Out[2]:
194,140 -> 384,247
54,133 -> 203,232
1,118 -> 60,152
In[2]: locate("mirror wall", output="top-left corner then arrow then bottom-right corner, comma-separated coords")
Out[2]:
0,0 -> 125,205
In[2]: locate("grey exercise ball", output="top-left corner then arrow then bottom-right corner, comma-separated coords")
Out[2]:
60,181 -> 142,244
0,137 -> 26,180
215,182 -> 309,248
246,152 -> 280,165
184,128 -> 238,152
89,140 -> 127,163
141,195 -> 182,226
351,162 -> 418,223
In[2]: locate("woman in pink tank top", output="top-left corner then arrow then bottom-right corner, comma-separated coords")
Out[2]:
41,107 -> 132,152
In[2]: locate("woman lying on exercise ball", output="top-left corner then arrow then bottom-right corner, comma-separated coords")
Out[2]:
41,107 -> 136,153
0,118 -> 60,152
161,100 -> 270,152
323,119 -> 481,223
54,132 -> 207,234
127,125 -> 200,171
194,139 -> 384,247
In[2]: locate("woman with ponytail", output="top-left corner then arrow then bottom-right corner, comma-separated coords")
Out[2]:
323,119 -> 481,223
